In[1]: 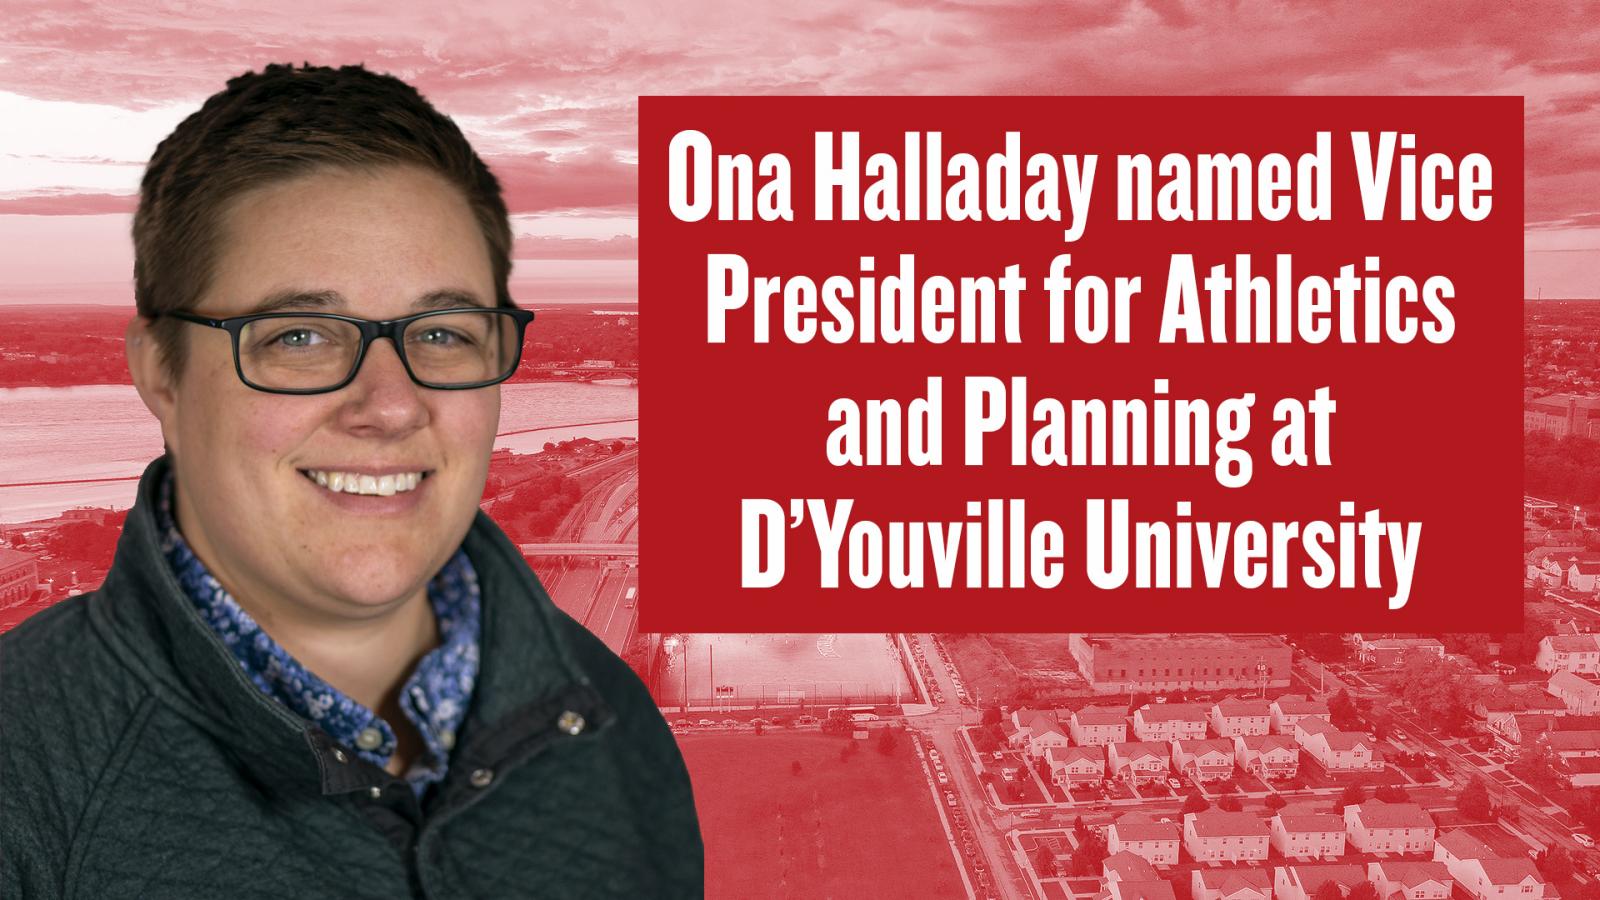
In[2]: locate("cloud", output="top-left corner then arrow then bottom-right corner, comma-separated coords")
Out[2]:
0,190 -> 136,215
3,0 -> 1600,285
513,233 -> 637,259
490,149 -> 637,213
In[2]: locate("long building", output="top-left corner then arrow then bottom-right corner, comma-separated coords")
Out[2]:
1068,633 -> 1293,695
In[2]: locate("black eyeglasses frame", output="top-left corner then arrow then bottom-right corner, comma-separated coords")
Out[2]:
158,307 -> 536,395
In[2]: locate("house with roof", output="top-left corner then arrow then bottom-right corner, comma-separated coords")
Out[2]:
1548,671 -> 1600,715
1236,734 -> 1300,780
1344,801 -> 1435,854
1006,708 -> 1072,757
1107,880 -> 1180,900
1212,698 -> 1273,737
1133,703 -> 1209,742
1301,727 -> 1382,773
1367,861 -> 1452,900
1536,634 -> 1600,674
1107,813 -> 1180,866
1270,813 -> 1346,860
1072,706 -> 1130,746
1109,741 -> 1172,784
1294,716 -> 1340,745
1273,864 -> 1368,900
1184,810 -> 1270,862
1557,755 -> 1600,788
1538,729 -> 1600,759
1271,695 -> 1331,734
1527,548 -> 1577,587
1487,711 -> 1600,749
1433,830 -> 1496,873
1103,850 -> 1160,885
1435,831 -> 1546,900
1358,637 -> 1446,667
1171,739 -> 1235,782
1047,745 -> 1106,786
1192,868 -> 1272,900
1569,557 -> 1600,592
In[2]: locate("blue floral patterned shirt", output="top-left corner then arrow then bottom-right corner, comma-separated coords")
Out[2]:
154,469 -> 481,799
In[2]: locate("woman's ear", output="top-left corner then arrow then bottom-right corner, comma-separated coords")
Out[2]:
126,315 -> 181,455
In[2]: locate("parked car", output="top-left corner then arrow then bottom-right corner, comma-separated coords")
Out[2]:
698,719 -> 716,727
1393,730 -> 1410,740
1574,832 -> 1595,848
1166,778 -> 1182,790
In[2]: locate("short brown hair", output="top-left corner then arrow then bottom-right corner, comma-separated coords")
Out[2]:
133,62 -> 514,379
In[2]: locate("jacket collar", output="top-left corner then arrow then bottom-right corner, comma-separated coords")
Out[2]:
87,454 -> 613,796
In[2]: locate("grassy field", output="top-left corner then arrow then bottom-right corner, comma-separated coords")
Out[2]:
678,731 -> 965,899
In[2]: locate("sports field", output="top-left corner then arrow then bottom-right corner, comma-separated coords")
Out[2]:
678,731 -> 965,899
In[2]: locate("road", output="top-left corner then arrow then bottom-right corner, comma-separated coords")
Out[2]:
910,633 -> 1032,900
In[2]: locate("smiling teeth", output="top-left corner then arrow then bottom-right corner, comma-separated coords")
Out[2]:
305,470 -> 423,495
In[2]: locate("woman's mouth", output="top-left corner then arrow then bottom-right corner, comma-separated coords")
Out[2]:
299,469 -> 431,496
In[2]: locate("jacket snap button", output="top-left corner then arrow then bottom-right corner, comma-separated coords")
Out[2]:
469,767 -> 494,788
332,748 -> 348,764
356,728 -> 383,751
558,710 -> 586,736
368,785 -> 383,799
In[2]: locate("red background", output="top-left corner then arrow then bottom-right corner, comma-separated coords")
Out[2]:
641,96 -> 1523,634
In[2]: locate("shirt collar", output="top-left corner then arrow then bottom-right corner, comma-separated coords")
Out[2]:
153,467 -> 481,794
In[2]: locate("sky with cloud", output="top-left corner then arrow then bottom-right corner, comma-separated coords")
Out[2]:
2,0 -> 1597,300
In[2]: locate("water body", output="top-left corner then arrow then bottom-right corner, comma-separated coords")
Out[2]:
0,381 -> 637,523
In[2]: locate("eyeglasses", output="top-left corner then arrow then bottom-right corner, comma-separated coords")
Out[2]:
160,307 -> 536,394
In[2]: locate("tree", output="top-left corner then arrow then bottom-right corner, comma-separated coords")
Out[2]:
1182,792 -> 1210,814
1073,816 -> 1089,840
1218,793 -> 1243,812
1288,633 -> 1351,661
1034,845 -> 1058,878
1264,793 -> 1289,811
1329,689 -> 1363,730
1313,880 -> 1347,900
1338,783 -> 1367,810
1069,832 -> 1109,876
1374,784 -> 1410,803
1538,846 -> 1575,882
877,727 -> 899,755
981,706 -> 1003,727
1510,744 -> 1559,789
1396,651 -> 1482,733
1346,882 -> 1381,900
1458,776 -> 1493,821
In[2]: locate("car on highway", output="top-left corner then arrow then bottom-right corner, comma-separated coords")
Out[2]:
698,719 -> 716,727
795,715 -> 818,726
1574,832 -> 1595,848
1393,730 -> 1410,740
